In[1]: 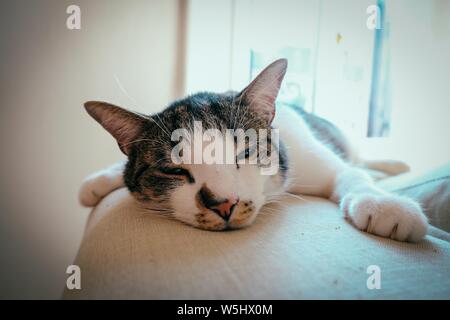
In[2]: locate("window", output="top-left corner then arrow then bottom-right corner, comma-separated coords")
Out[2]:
187,0 -> 377,139
186,0 -> 450,172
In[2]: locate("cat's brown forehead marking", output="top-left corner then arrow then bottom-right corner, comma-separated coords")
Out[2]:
176,104 -> 188,111
173,105 -> 191,120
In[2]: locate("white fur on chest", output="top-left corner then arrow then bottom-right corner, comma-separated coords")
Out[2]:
273,106 -> 345,197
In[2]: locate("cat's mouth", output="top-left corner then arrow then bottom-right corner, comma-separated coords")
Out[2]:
194,201 -> 257,231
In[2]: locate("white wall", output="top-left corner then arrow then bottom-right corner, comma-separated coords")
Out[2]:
0,0 -> 179,298
185,0 -> 235,93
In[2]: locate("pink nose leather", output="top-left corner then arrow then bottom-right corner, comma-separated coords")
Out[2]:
212,197 -> 239,220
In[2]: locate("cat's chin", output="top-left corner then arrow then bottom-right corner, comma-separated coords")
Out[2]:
192,215 -> 258,231
193,221 -> 255,231
227,215 -> 258,230
180,213 -> 258,231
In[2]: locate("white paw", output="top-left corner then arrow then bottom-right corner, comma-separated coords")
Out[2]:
79,162 -> 125,207
341,193 -> 428,242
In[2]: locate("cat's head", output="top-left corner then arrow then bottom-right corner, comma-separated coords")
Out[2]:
85,59 -> 288,230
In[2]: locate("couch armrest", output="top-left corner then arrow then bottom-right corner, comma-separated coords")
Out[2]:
63,188 -> 450,299
378,163 -> 450,233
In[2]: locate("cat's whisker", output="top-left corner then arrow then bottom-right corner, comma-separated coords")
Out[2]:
147,115 -> 172,138
233,99 -> 242,130
113,74 -> 172,138
236,103 -> 251,129
259,207 -> 284,216
280,192 -> 310,203
150,113 -> 172,138
237,116 -> 255,130
113,73 -> 139,105
266,198 -> 289,205
120,138 -> 156,148
230,94 -> 239,127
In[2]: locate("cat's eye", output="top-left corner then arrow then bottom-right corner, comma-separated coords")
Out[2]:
161,167 -> 184,175
159,167 -> 195,183
236,148 -> 254,161
135,164 -> 150,180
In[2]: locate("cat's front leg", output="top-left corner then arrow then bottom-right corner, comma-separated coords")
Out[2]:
79,160 -> 126,207
278,108 -> 428,242
333,168 -> 428,242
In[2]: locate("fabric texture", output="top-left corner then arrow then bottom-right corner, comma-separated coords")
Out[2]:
379,163 -> 450,232
63,166 -> 450,299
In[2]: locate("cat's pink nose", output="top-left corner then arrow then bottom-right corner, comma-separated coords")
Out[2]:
210,197 -> 239,221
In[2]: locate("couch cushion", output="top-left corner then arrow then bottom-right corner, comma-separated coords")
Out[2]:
378,163 -> 450,232
64,188 -> 450,299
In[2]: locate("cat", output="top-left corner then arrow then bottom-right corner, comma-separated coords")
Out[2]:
80,59 -> 428,242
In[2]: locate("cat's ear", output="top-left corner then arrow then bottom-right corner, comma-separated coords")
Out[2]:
238,58 -> 287,124
84,101 -> 148,155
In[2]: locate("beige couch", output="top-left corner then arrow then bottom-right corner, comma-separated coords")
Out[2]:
63,165 -> 450,299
